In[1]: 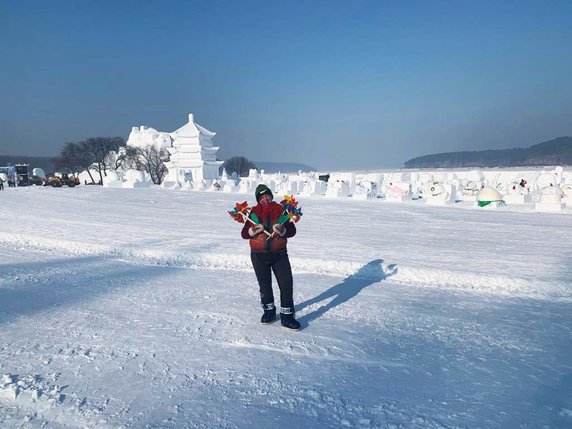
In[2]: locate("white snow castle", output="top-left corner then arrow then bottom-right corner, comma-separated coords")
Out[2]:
133,113 -> 223,187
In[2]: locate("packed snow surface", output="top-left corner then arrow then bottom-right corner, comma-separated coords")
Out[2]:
0,186 -> 571,428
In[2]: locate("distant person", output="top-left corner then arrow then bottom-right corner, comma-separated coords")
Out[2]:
240,184 -> 301,330
0,178 -> 4,190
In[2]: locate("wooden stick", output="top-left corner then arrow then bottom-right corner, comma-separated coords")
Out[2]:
241,213 -> 272,236
267,218 -> 291,240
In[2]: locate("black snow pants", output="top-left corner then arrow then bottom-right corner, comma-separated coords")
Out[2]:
250,249 -> 294,309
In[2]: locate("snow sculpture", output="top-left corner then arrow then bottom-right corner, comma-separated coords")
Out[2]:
503,180 -> 532,205
458,180 -> 482,202
0,172 -> 8,182
443,173 -> 461,195
295,172 -> 326,196
247,169 -> 261,180
300,179 -> 326,196
467,170 -> 484,181
462,181 -> 481,195
127,126 -> 172,151
535,186 -> 565,212
325,179 -> 350,198
352,183 -> 369,200
534,172 -> 557,191
220,168 -> 229,181
385,182 -> 411,202
193,180 -> 207,191
222,181 -> 238,193
207,180 -> 222,191
553,166 -> 564,185
125,169 -> 145,182
418,172 -> 434,184
276,180 -> 298,195
510,175 -> 531,191
561,184 -> 572,206
238,180 -> 256,194
32,168 -> 46,179
163,114 -> 223,187
237,170 -> 261,194
425,183 -> 456,205
562,168 -> 572,185
353,181 -> 378,200
102,170 -> 124,188
219,168 -> 238,192
408,171 -> 420,194
491,173 -> 509,194
352,173 -> 382,198
391,172 -> 409,183
476,186 -> 505,208
324,172 -> 356,198
123,169 -> 151,188
459,170 -> 485,199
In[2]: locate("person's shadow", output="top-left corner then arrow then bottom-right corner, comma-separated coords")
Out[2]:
297,259 -> 397,329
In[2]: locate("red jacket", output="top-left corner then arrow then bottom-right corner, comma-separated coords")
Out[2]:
241,201 -> 296,252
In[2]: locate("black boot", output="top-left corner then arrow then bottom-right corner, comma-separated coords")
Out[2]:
261,303 -> 277,324
280,307 -> 301,330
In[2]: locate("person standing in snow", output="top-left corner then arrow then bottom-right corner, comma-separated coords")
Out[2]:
241,184 -> 300,330
0,177 -> 4,190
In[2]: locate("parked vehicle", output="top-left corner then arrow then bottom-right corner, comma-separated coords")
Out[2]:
29,175 -> 46,186
45,173 -> 80,187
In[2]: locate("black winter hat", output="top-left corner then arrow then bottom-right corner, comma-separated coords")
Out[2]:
255,184 -> 273,202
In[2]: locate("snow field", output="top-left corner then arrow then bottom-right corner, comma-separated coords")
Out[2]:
0,186 -> 571,428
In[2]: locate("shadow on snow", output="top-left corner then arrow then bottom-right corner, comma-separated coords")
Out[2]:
296,258 -> 397,328
0,256 -> 172,325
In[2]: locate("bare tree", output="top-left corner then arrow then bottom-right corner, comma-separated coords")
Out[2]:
139,146 -> 169,184
120,146 -> 140,170
83,137 -> 125,184
123,146 -> 169,184
223,156 -> 257,177
57,137 -> 125,184
56,142 -> 96,183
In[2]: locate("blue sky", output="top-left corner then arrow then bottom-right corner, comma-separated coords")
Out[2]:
1,0 -> 571,169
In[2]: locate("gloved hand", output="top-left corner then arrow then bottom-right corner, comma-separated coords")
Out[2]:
272,224 -> 286,237
248,224 -> 265,237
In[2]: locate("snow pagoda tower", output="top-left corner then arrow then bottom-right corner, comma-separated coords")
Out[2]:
164,113 -> 223,186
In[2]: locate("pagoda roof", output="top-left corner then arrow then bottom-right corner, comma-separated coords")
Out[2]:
196,123 -> 216,138
170,113 -> 216,139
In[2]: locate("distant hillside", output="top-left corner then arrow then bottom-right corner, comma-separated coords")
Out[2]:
254,161 -> 317,173
404,137 -> 572,168
0,155 -> 57,173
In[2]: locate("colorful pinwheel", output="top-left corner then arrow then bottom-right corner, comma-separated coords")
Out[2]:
269,195 -> 304,238
228,201 -> 272,236
228,201 -> 250,223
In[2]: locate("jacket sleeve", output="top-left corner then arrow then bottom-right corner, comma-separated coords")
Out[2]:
283,221 -> 296,238
241,220 -> 251,239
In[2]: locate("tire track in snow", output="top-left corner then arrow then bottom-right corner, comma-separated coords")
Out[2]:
1,232 -> 569,302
